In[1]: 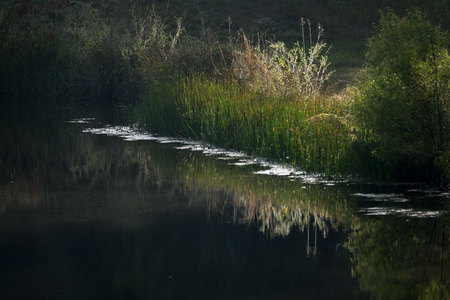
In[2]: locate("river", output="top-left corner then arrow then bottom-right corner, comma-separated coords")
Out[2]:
0,111 -> 448,299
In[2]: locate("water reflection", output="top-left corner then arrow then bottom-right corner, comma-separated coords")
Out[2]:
347,216 -> 449,299
0,116 -> 448,298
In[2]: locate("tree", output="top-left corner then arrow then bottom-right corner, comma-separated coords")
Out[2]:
354,10 -> 449,182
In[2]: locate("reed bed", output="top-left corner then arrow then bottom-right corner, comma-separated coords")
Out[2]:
135,76 -> 373,176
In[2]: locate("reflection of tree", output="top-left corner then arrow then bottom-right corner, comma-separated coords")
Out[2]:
347,216 -> 450,299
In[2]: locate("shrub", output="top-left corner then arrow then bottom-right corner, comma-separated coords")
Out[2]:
353,10 -> 449,182
232,19 -> 332,98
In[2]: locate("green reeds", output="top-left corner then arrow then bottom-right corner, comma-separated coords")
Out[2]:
135,76 -> 362,176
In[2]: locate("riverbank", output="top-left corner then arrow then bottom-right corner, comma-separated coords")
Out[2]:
132,10 -> 449,184
1,1 -> 448,185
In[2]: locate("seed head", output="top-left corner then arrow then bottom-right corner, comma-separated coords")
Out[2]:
300,17 -> 305,26
317,22 -> 324,34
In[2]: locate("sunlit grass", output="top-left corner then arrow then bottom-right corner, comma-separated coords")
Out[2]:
135,76 -> 368,176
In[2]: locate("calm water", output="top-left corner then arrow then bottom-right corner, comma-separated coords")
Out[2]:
0,113 -> 448,299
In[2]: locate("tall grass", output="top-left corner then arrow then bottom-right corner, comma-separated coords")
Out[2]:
232,19 -> 332,97
135,76 -> 383,177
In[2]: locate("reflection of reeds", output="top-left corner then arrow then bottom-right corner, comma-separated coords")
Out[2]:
195,180 -> 354,257
176,156 -> 360,252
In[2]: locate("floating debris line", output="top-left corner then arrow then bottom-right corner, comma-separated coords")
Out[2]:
80,124 -> 448,219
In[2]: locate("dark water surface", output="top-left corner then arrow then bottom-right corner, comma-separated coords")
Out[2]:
0,113 -> 448,299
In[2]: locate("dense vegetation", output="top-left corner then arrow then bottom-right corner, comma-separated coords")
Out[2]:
0,0 -> 448,185
354,11 -> 449,184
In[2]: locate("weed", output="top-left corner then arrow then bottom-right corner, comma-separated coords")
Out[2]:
232,20 -> 332,98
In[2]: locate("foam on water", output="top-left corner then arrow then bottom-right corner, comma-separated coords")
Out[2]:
359,207 -> 443,218
352,193 -> 410,203
82,125 -> 340,184
66,118 -> 95,124
230,159 -> 258,166
406,189 -> 450,198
